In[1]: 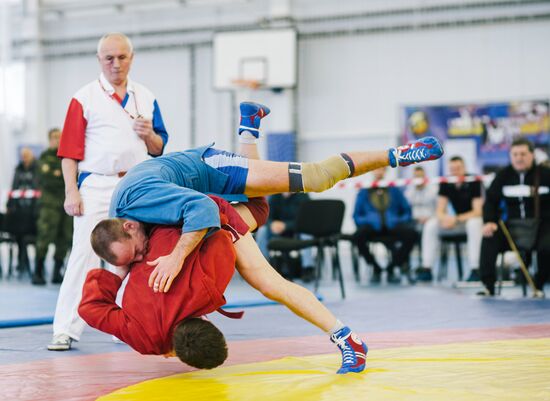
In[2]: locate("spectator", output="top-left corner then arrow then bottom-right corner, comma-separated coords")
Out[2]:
479,138 -> 550,297
32,128 -> 73,285
420,156 -> 483,282
404,166 -> 438,281
6,147 -> 39,276
353,167 -> 418,284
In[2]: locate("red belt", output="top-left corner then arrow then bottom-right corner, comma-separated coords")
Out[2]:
216,307 -> 244,319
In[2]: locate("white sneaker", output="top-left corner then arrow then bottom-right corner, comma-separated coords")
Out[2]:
112,335 -> 125,344
47,334 -> 73,351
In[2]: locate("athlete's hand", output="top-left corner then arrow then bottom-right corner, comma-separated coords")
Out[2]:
64,188 -> 83,216
147,252 -> 185,293
133,117 -> 154,140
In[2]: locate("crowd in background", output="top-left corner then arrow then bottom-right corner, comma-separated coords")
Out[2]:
2,133 -> 549,299
261,138 -> 550,297
1,128 -> 71,285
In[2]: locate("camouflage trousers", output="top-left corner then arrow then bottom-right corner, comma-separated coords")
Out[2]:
35,201 -> 73,261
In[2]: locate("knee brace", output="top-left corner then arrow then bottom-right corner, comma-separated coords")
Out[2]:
288,154 -> 354,193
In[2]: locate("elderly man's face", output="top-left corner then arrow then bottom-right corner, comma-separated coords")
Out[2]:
510,144 -> 534,173
97,36 -> 133,86
110,223 -> 149,267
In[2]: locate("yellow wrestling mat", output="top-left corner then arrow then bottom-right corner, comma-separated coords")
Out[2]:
98,338 -> 550,401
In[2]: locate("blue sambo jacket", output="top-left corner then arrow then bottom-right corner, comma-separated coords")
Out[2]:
109,144 -> 247,235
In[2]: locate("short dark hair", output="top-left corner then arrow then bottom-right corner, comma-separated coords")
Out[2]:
173,318 -> 227,369
449,156 -> 464,163
91,218 -> 131,264
413,166 -> 425,172
48,128 -> 61,139
511,137 -> 534,153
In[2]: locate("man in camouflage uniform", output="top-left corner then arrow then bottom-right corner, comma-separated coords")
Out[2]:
33,128 -> 73,285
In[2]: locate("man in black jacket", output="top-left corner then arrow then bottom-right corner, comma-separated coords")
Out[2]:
479,138 -> 550,297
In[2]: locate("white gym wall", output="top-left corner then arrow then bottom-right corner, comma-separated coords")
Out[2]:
2,0 -> 550,227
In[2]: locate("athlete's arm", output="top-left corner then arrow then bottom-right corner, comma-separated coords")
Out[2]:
147,228 -> 207,293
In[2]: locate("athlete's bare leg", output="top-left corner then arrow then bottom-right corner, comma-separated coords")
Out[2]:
234,232 -> 337,332
244,151 -> 390,197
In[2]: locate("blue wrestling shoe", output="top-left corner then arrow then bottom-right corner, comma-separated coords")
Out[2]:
388,136 -> 443,168
330,326 -> 368,374
239,102 -> 270,138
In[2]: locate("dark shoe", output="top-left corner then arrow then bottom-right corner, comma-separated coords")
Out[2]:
370,272 -> 381,284
32,273 -> 46,285
51,259 -> 65,284
416,267 -> 433,282
476,287 -> 495,297
51,272 -> 64,284
32,257 -> 45,285
466,269 -> 480,282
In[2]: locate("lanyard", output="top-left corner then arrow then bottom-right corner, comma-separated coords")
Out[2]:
98,79 -> 142,120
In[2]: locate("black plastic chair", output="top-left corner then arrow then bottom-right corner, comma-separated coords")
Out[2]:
338,233 -> 360,282
438,231 -> 467,281
0,213 -> 18,279
268,199 -> 346,299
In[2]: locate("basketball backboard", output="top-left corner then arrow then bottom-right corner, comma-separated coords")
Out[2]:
213,28 -> 297,90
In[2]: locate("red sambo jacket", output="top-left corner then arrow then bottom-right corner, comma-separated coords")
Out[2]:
78,197 -> 250,355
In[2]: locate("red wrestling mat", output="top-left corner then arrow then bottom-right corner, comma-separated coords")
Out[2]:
1,324 -> 549,401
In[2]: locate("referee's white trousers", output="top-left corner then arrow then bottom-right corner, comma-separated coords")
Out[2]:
421,216 -> 483,278
52,174 -> 120,340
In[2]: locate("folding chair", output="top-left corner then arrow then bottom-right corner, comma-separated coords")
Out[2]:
268,200 -> 346,298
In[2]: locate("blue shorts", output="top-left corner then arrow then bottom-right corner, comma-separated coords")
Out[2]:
203,148 -> 249,194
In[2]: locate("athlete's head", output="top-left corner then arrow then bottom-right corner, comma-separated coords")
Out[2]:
171,318 -> 228,369
91,218 -> 149,266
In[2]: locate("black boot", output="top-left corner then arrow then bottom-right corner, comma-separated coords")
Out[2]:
51,259 -> 65,284
32,258 -> 46,285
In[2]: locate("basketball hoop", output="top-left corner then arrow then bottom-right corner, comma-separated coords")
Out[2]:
231,79 -> 263,90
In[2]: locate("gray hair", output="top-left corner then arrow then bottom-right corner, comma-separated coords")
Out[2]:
97,32 -> 134,55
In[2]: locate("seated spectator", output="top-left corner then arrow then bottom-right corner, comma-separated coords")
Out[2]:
257,193 -> 315,282
6,147 -> 39,276
353,167 -> 418,284
420,156 -> 483,282
404,166 -> 438,281
479,138 -> 550,297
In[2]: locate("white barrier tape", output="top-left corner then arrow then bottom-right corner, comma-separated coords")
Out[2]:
7,189 -> 42,199
335,173 -> 495,190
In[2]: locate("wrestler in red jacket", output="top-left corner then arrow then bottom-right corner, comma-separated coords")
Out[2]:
80,196 -> 369,374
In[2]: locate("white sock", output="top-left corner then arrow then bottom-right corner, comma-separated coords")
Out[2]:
239,130 -> 259,144
328,319 -> 346,336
